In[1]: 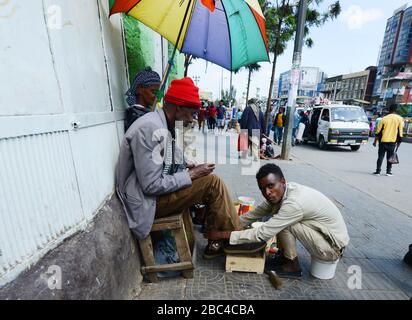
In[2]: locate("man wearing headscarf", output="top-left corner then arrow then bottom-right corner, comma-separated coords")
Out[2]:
239,99 -> 265,161
117,77 -> 265,260
124,67 -> 161,132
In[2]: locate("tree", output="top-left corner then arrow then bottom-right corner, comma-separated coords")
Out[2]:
184,54 -> 197,77
245,63 -> 262,104
260,0 -> 341,128
220,86 -> 237,107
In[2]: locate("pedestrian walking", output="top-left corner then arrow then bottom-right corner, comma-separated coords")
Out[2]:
273,107 -> 285,145
217,100 -> 226,134
208,103 -> 217,132
373,105 -> 404,176
225,107 -> 233,131
266,107 -> 276,136
198,104 -> 207,133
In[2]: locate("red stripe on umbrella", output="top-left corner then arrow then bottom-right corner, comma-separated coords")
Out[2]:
110,0 -> 142,15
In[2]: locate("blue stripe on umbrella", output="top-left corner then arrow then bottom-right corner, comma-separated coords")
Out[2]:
182,0 -> 231,70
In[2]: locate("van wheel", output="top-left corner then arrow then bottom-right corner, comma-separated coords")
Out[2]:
350,145 -> 361,151
318,136 -> 326,150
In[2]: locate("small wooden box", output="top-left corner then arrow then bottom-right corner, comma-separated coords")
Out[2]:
225,251 -> 265,274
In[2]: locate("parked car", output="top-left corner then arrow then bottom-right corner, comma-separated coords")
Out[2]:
303,104 -> 370,151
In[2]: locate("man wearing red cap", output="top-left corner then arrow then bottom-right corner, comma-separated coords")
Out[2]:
117,77 -> 266,259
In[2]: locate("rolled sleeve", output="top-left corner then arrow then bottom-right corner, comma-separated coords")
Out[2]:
230,201 -> 303,245
239,201 -> 276,226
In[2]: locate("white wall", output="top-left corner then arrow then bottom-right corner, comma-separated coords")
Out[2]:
0,0 -> 131,286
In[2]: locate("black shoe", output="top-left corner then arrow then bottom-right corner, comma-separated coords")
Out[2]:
265,256 -> 303,279
223,241 -> 266,255
265,251 -> 287,269
203,241 -> 225,260
373,171 -> 381,176
386,172 -> 393,177
272,267 -> 303,279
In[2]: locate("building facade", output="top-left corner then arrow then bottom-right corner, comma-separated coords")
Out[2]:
321,67 -> 377,108
372,4 -> 412,117
278,67 -> 326,104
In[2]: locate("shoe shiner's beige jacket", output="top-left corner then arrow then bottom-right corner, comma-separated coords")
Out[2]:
231,183 -> 350,254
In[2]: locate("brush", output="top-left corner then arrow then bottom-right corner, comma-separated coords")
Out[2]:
267,270 -> 283,290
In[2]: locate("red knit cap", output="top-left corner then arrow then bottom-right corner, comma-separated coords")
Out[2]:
164,77 -> 201,109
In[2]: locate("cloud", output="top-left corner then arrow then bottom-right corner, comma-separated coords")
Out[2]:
341,5 -> 384,30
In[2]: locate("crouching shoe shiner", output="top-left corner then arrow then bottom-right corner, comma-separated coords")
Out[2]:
205,164 -> 350,278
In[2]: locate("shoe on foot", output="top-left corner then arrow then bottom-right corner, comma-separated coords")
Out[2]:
265,250 -> 287,269
386,172 -> 393,176
203,240 -> 225,260
224,241 -> 266,255
267,257 -> 302,279
373,171 -> 381,176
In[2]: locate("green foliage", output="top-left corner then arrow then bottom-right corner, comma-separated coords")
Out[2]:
220,86 -> 237,107
260,0 -> 341,57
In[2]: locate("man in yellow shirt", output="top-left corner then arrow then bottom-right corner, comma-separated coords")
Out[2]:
373,105 -> 404,176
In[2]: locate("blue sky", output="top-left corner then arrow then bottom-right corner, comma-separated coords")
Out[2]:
188,1 -> 411,103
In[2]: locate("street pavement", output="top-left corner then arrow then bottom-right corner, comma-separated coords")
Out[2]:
290,138 -> 412,218
136,130 -> 412,300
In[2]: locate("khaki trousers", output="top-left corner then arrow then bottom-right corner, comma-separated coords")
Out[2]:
156,174 -> 243,232
276,222 -> 341,262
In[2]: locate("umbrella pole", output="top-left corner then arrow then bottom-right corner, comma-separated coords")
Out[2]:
151,46 -> 177,111
151,0 -> 193,111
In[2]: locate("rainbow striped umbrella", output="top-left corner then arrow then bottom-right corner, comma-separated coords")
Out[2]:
110,0 -> 269,72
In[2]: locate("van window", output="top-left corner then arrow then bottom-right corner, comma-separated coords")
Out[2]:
321,109 -> 330,121
331,107 -> 368,123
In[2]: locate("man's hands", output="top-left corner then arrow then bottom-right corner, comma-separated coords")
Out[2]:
188,163 -> 215,180
186,161 -> 197,169
204,230 -> 232,240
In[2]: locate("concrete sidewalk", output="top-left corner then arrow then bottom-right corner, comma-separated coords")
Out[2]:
136,131 -> 412,300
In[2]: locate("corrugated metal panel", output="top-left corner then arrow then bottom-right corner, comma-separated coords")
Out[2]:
0,131 -> 84,282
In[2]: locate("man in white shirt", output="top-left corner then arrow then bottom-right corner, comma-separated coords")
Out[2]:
205,164 -> 350,278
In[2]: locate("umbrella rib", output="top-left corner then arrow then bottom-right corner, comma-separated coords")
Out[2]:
219,0 -> 233,71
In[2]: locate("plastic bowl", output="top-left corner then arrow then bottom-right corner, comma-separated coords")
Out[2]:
238,196 -> 255,205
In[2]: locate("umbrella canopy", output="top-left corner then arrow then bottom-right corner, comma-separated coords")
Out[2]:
110,0 -> 269,72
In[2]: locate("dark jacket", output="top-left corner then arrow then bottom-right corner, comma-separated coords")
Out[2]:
124,104 -> 151,132
240,105 -> 265,137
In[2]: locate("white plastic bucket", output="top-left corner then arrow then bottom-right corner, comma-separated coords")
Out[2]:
310,256 -> 339,280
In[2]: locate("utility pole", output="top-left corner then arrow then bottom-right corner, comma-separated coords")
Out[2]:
229,71 -> 233,107
281,0 -> 308,160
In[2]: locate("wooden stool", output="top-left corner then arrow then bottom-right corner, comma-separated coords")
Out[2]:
138,210 -> 196,283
